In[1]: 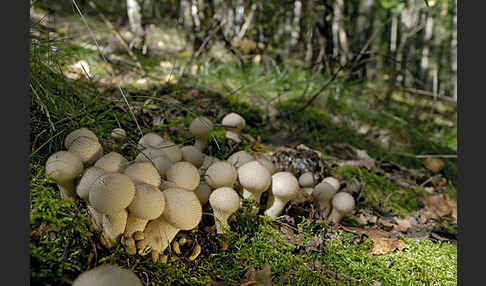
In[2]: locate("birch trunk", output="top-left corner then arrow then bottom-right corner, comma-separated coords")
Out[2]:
450,0 -> 457,101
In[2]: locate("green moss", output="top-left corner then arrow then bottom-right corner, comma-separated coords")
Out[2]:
337,166 -> 427,215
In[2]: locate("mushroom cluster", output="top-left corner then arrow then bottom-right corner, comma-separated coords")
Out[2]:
45,112 -> 357,264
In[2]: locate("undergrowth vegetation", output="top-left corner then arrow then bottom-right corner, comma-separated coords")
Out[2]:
30,17 -> 457,286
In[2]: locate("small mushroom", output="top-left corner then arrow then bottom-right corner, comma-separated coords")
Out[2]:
181,145 -> 206,168
222,113 -> 246,143
45,151 -> 84,200
189,116 -> 213,151
123,162 -> 161,187
327,192 -> 355,224
135,151 -> 172,179
209,187 -> 241,234
299,172 -> 317,195
255,153 -> 277,174
111,128 -> 127,141
76,166 -> 107,201
199,155 -> 220,172
94,152 -> 128,173
150,141 -> 183,163
122,183 -> 166,254
205,161 -> 237,189
227,150 -> 254,169
72,264 -> 142,286
138,132 -> 165,149
136,188 -> 202,261
68,136 -> 104,167
312,177 -> 340,218
264,172 -> 300,218
64,128 -> 98,149
166,161 -> 200,191
195,182 -> 212,205
102,209 -> 128,245
88,173 -> 136,216
238,161 -> 271,206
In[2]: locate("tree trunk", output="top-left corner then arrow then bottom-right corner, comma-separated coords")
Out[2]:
450,0 -> 457,101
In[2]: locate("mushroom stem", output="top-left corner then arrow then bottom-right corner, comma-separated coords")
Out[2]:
318,200 -> 332,218
264,195 -> 287,218
58,182 -> 77,200
242,189 -> 262,204
327,208 -> 344,224
194,136 -> 209,151
213,208 -> 232,234
157,216 -> 180,254
102,209 -> 128,247
87,205 -> 104,232
124,215 -> 148,238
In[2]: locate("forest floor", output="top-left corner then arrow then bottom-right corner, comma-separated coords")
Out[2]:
30,8 -> 457,286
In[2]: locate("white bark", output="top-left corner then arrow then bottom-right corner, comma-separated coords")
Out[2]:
420,10 -> 434,86
127,0 -> 144,37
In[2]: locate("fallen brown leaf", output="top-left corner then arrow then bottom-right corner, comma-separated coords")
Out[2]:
341,227 -> 405,255
424,157 -> 445,173
422,194 -> 457,222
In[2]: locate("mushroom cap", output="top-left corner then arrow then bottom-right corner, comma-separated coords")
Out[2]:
123,162 -> 161,187
95,152 -> 128,173
227,150 -> 254,169
72,264 -> 142,286
77,166 -> 107,200
238,161 -> 271,193
312,182 -> 338,202
135,147 -> 166,161
152,141 -> 182,162
162,188 -> 202,230
68,136 -> 104,166
200,155 -> 220,171
195,182 -> 212,205
181,145 -> 205,168
64,128 -> 98,149
205,161 -> 237,189
128,183 -> 166,220
271,172 -> 300,200
222,113 -> 246,130
255,154 -> 277,174
209,187 -> 241,214
111,128 -> 127,140
166,162 -> 200,191
45,151 -> 84,183
136,154 -> 172,179
331,192 -> 355,214
189,117 -> 213,137
299,172 -> 317,188
89,173 -> 136,215
321,177 -> 340,191
138,132 -> 164,149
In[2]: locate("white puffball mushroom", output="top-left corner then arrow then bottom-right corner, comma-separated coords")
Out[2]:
102,209 -> 128,246
68,136 -> 104,167
122,183 -> 166,253
138,132 -> 164,149
222,113 -> 246,143
72,264 -> 142,286
135,150 -> 172,179
94,152 -> 128,173
64,128 -> 98,149
264,172 -> 300,218
166,161 -> 200,191
152,141 -> 182,163
45,151 -> 84,200
200,155 -> 220,172
111,128 -> 127,141
123,162 -> 161,187
195,182 -> 212,205
255,153 -> 277,174
312,177 -> 341,218
238,161 -> 271,205
209,187 -> 241,234
76,166 -> 107,201
137,188 -> 202,261
327,192 -> 356,224
181,145 -> 205,168
189,116 -> 213,150
227,150 -> 255,169
205,161 -> 237,189
299,172 -> 317,195
89,173 -> 136,215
